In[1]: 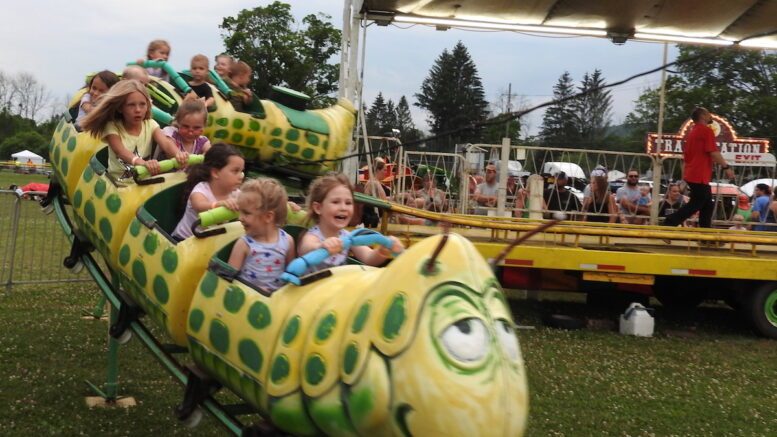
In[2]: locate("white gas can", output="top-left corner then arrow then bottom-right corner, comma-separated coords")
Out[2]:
619,302 -> 655,337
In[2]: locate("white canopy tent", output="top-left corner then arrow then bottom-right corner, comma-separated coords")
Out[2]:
11,150 -> 45,165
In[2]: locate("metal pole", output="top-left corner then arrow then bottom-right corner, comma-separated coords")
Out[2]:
4,194 -> 22,292
650,43 -> 669,225
497,137 -> 510,216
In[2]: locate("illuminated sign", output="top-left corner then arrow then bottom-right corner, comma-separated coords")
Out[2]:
646,114 -> 770,155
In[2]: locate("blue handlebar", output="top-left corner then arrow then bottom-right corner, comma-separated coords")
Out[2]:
280,229 -> 395,286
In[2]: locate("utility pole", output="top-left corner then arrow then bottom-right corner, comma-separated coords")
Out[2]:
504,83 -> 512,138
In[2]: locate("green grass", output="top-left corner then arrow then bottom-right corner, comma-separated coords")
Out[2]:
2,283 -> 775,435
0,169 -> 50,189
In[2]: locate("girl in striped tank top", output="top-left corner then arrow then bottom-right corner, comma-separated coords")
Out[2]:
228,178 -> 295,294
298,173 -> 404,275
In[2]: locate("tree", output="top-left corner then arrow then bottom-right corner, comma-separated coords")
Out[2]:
415,41 -> 489,151
220,1 -> 341,108
395,96 -> 423,144
0,130 -> 47,161
573,69 -> 613,147
625,46 -> 777,146
540,71 -> 578,147
366,93 -> 388,136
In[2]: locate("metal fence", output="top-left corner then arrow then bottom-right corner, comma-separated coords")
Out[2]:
1,190 -> 92,291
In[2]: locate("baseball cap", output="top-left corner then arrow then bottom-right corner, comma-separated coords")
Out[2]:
590,165 -> 607,178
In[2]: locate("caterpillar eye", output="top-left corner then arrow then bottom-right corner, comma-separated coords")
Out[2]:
494,319 -> 520,361
439,318 -> 488,362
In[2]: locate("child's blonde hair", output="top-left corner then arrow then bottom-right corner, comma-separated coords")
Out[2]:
240,178 -> 288,226
122,65 -> 150,83
191,54 -> 209,69
306,173 -> 353,223
147,39 -> 170,58
174,97 -> 207,126
80,80 -> 151,138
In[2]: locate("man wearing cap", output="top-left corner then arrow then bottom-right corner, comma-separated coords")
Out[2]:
544,171 -> 581,219
473,163 -> 499,214
664,107 -> 734,228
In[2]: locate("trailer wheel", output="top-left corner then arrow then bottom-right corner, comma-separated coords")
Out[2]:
743,283 -> 777,339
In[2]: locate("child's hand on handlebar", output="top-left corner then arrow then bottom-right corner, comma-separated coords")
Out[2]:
174,151 -> 189,168
141,159 -> 161,175
321,237 -> 343,256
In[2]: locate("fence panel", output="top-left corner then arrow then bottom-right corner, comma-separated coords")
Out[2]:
0,190 -> 92,291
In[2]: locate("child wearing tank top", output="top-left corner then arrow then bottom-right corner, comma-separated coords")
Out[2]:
228,178 -> 295,294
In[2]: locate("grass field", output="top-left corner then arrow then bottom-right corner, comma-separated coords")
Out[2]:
0,170 -> 50,189
2,281 -> 775,436
1,169 -> 776,435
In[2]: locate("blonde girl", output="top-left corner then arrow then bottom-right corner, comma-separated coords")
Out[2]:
75,70 -> 119,129
299,173 -> 403,272
162,97 -> 211,155
80,80 -> 185,178
228,178 -> 295,293
214,53 -> 234,78
172,143 -> 244,240
138,39 -> 171,80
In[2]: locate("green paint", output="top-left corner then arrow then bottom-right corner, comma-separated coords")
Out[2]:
305,354 -> 326,386
269,139 -> 283,149
282,316 -> 300,345
61,158 -> 69,176
99,217 -> 112,241
162,248 -> 178,273
247,301 -> 272,330
352,303 -> 370,333
83,200 -> 96,225
143,233 -> 158,255
153,275 -> 169,304
306,133 -> 319,146
72,190 -> 83,209
200,272 -> 218,298
285,129 -> 300,141
343,343 -> 358,375
270,354 -> 290,383
53,147 -> 61,167
323,140 -> 329,150
61,129 -> 69,142
271,127 -> 282,137
249,120 -> 260,131
82,165 -> 94,183
129,219 -> 141,237
106,193 -> 121,213
67,137 -> 77,152
309,398 -> 357,436
94,179 -> 106,199
238,339 -> 263,373
301,148 -> 315,159
382,294 -> 407,341
231,133 -> 244,143
216,117 -> 228,127
270,396 -> 317,435
214,129 -> 228,139
209,320 -> 230,354
766,289 -> 777,325
246,136 -> 256,146
315,312 -> 337,343
132,260 -> 147,287
223,285 -> 246,313
188,309 -> 205,332
348,386 -> 376,426
232,119 -> 244,129
285,143 -> 299,154
118,244 -> 131,266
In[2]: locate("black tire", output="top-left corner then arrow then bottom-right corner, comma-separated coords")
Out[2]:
543,314 -> 585,330
741,283 -> 777,339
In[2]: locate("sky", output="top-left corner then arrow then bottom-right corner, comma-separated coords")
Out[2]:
1,0 -> 680,136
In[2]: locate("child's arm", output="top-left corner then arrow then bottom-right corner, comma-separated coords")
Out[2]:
351,236 -> 404,267
242,88 -> 253,104
298,233 -> 342,257
153,127 -> 188,166
284,233 -> 296,265
105,133 -> 161,175
200,138 -> 212,154
204,96 -> 215,108
80,94 -> 95,114
227,238 -> 249,271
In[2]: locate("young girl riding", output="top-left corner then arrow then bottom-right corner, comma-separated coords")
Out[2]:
75,70 -> 119,129
298,173 -> 403,273
162,97 -> 211,155
172,143 -> 244,240
228,178 -> 295,294
80,79 -> 185,179
186,54 -> 215,108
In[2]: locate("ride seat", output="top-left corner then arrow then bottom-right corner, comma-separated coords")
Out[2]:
139,183 -> 186,242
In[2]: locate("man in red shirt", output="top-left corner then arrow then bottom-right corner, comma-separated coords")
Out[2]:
664,107 -> 734,228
